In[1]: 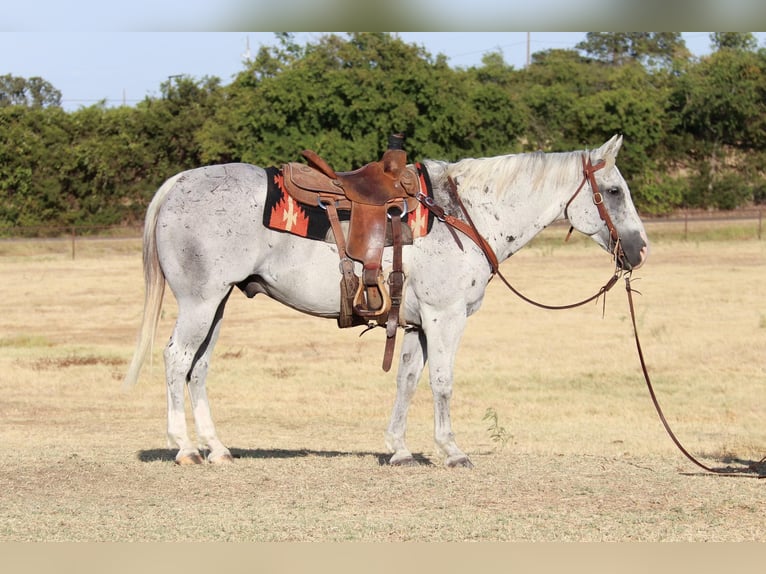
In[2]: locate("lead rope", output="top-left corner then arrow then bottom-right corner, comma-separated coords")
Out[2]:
624,276 -> 765,478
432,175 -> 765,478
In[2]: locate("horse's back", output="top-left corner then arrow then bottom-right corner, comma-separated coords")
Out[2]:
160,162 -> 266,210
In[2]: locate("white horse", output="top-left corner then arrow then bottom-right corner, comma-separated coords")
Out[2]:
124,134 -> 648,468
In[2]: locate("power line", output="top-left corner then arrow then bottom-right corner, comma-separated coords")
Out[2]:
62,99 -> 142,103
443,34 -> 586,67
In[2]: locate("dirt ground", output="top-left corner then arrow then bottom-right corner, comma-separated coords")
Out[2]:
0,228 -> 763,541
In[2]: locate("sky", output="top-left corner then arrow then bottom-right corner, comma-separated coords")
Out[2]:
2,1 -> 765,112
4,31 -> 763,112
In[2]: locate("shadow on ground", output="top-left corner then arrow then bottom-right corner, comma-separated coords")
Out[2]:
137,447 -> 436,466
679,454 -> 766,478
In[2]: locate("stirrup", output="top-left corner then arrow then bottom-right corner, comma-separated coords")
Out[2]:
352,272 -> 391,320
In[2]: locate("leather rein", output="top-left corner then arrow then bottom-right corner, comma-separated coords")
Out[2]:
417,154 -> 765,478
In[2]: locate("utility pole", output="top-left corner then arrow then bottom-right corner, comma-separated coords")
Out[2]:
526,32 -> 531,67
242,35 -> 252,62
166,75 -> 183,99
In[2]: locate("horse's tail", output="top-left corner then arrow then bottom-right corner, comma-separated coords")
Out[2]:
122,173 -> 183,390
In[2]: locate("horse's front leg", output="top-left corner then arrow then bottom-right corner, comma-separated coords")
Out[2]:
424,306 -> 473,468
385,328 -> 428,466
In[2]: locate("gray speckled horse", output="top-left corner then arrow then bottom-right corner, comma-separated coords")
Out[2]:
124,135 -> 648,467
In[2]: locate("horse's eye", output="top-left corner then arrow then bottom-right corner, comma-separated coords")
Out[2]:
607,186 -> 621,196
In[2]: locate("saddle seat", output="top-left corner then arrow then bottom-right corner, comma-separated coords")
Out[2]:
280,138 -> 421,371
282,150 -> 420,209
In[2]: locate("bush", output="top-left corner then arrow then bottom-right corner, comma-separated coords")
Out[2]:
633,171 -> 686,216
751,182 -> 766,205
685,170 -> 753,210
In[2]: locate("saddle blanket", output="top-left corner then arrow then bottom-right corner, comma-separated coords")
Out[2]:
263,163 -> 435,241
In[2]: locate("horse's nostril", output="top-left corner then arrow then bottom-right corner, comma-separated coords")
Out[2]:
625,246 -> 647,271
635,244 -> 649,269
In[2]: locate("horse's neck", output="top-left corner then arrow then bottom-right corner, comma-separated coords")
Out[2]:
447,153 -> 578,262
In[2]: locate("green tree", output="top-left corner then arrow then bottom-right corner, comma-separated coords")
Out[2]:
576,33 -> 689,68
62,75 -> 224,226
517,49 -> 605,150
8,33 -> 766,231
710,32 -> 758,52
199,33 -> 485,168
571,62 -> 669,178
0,105 -> 72,227
0,75 -> 62,108
669,46 -> 766,208
62,104 -> 154,226
140,74 -> 223,172
672,48 -> 766,151
464,51 -> 525,156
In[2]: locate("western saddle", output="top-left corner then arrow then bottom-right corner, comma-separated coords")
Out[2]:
281,134 -> 421,371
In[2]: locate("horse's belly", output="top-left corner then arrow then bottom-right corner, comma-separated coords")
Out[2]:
249,237 -> 345,318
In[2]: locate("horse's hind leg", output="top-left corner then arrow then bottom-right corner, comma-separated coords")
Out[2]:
165,290 -> 233,464
385,328 -> 427,466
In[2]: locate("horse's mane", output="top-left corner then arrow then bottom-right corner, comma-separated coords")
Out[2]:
447,150 -> 583,200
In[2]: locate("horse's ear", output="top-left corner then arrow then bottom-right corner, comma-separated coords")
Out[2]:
597,134 -> 622,170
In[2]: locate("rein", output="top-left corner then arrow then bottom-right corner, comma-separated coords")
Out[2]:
419,158 -> 765,479
624,276 -> 765,478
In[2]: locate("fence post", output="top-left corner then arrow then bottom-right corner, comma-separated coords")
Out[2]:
759,210 -> 762,240
71,227 -> 76,260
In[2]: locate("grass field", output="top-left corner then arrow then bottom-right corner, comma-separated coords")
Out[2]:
0,222 -> 764,541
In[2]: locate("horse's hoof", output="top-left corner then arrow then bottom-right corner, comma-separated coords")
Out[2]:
389,455 -> 419,467
175,453 -> 204,465
445,456 -> 474,469
209,452 -> 234,465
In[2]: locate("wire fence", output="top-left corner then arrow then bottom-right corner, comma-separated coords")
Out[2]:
0,225 -> 143,260
0,210 -> 763,260
0,224 -> 143,239
642,208 -> 764,240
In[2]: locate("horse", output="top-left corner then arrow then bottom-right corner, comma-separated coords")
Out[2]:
123,134 -> 648,468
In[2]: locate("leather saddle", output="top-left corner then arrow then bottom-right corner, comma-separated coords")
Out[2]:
280,134 -> 421,371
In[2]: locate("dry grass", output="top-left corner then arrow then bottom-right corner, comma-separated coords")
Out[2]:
0,226 -> 764,541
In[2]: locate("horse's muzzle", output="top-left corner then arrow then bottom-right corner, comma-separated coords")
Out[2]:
617,231 -> 648,271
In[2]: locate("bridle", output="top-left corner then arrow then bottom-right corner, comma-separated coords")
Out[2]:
564,154 -> 624,267
416,155 -> 765,478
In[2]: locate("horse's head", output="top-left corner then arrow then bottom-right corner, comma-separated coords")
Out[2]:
564,135 -> 648,270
